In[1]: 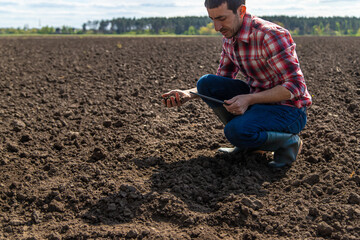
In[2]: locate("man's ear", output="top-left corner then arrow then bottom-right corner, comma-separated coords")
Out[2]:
237,5 -> 246,17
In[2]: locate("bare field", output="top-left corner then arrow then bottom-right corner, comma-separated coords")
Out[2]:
0,36 -> 359,239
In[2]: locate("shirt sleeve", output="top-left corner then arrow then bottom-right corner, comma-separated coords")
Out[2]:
216,47 -> 239,79
263,30 -> 307,100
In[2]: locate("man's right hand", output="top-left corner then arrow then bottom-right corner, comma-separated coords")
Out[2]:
161,90 -> 192,108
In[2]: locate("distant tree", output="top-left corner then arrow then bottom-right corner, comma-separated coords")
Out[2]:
38,26 -> 55,34
184,26 -> 197,35
199,22 -> 217,35
61,26 -> 75,34
356,28 -> 360,36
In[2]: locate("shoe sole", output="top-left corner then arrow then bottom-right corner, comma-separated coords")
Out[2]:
217,147 -> 241,154
298,139 -> 303,156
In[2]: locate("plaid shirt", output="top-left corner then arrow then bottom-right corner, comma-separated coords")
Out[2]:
217,13 -> 312,108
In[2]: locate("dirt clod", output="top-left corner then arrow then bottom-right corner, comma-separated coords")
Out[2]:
303,174 -> 320,185
11,120 -> 26,132
317,222 -> 334,237
7,142 -> 19,152
90,148 -> 106,161
348,192 -> 360,204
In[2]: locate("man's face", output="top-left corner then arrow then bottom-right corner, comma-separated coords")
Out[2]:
207,2 -> 243,39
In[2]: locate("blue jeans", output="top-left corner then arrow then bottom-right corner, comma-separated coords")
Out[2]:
197,74 -> 307,149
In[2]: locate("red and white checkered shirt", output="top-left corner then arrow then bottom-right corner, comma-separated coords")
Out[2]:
217,13 -> 312,108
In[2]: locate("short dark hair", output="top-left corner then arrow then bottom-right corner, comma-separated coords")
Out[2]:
204,0 -> 245,14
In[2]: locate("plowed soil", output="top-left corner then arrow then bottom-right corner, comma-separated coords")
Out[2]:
0,36 -> 359,240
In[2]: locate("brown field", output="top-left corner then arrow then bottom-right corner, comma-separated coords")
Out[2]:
0,36 -> 359,239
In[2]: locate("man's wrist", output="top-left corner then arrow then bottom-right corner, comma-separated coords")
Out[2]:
247,94 -> 257,106
187,88 -> 199,99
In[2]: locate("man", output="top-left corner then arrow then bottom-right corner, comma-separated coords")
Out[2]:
162,0 -> 312,168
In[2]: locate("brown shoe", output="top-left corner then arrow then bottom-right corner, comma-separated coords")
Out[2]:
251,150 -> 267,155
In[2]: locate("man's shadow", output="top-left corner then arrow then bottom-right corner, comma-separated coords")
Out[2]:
82,152 -> 289,226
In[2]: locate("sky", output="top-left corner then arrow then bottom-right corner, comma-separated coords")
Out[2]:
0,0 -> 359,28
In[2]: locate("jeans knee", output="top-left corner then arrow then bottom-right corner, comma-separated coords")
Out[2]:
286,109 -> 307,134
196,74 -> 216,95
224,123 -> 246,146
224,121 -> 265,148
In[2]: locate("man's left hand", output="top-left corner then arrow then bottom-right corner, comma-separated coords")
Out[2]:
224,94 -> 253,115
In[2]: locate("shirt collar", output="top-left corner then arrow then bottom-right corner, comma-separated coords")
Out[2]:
226,12 -> 252,45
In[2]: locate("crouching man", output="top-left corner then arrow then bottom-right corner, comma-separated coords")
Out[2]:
162,0 -> 312,168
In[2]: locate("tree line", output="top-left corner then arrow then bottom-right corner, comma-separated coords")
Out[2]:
262,16 -> 360,36
1,16 -> 359,36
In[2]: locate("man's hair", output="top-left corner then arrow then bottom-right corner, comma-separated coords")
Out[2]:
204,0 -> 246,14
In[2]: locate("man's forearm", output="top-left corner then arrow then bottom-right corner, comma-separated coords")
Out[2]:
248,85 -> 292,105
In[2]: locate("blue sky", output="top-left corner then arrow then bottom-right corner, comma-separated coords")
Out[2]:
0,0 -> 359,28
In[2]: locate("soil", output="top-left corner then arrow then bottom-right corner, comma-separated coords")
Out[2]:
0,36 -> 359,240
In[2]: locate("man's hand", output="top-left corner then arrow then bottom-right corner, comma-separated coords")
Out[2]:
224,94 -> 253,115
162,90 -> 192,108
223,85 -> 292,115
